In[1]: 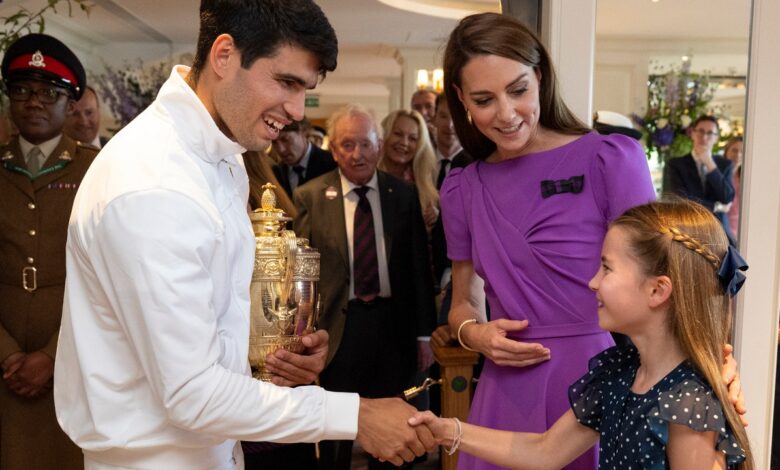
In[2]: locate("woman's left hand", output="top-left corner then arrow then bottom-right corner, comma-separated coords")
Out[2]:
423,205 -> 439,232
722,343 -> 748,426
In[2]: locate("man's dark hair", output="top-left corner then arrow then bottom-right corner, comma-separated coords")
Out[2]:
282,117 -> 312,133
692,114 -> 719,131
191,0 -> 338,81
434,92 -> 446,114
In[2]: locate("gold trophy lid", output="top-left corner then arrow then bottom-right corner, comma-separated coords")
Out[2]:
249,183 -> 291,233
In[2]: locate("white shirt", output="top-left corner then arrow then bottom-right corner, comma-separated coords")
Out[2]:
339,170 -> 391,299
89,134 -> 102,149
54,65 -> 358,470
286,142 -> 313,191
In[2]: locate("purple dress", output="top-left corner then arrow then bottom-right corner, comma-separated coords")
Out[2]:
441,132 -> 656,470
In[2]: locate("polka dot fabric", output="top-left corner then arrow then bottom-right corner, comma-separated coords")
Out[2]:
568,346 -> 746,469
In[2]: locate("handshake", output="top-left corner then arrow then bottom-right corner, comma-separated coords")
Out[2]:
265,329 -> 448,466
356,397 -> 439,466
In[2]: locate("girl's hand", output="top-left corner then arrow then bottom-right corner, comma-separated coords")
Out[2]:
461,319 -> 550,367
408,411 -> 455,445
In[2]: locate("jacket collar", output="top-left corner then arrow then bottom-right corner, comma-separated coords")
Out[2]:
154,65 -> 246,164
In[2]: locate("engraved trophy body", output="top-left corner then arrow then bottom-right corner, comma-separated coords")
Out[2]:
248,184 -> 319,381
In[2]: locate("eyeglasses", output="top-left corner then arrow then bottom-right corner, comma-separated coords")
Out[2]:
693,129 -> 719,137
335,140 -> 376,153
7,84 -> 70,104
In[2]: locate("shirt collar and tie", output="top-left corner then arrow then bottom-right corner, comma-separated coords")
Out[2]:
435,146 -> 461,189
288,143 -> 314,190
19,134 -> 63,176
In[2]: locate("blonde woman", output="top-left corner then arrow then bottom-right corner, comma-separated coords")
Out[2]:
379,109 -> 439,231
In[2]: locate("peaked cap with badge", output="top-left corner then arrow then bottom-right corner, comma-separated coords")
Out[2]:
0,32 -> 95,470
1,33 -> 86,100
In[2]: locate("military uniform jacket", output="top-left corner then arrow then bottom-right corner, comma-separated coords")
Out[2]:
0,135 -> 97,361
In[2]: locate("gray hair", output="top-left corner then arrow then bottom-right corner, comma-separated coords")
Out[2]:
326,104 -> 383,145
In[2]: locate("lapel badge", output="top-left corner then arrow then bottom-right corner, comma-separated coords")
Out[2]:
29,50 -> 47,68
1,151 -> 13,161
59,150 -> 72,161
325,186 -> 338,200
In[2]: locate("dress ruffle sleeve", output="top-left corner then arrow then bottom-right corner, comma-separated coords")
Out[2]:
439,167 -> 472,261
645,379 -> 746,467
568,346 -> 636,432
590,133 -> 656,223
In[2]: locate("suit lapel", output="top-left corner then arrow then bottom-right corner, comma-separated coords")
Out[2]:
0,139 -> 35,199
377,172 -> 396,263
321,171 -> 350,272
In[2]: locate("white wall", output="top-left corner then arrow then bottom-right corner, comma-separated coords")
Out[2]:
593,37 -> 749,120
735,0 -> 780,465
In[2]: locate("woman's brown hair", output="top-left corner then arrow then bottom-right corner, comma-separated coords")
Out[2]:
442,12 -> 590,160
613,199 -> 752,469
243,150 -> 296,217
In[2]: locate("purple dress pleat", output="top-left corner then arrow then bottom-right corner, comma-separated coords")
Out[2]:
440,132 -> 656,470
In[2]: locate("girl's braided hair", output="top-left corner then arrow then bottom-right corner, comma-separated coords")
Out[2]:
612,199 -> 752,469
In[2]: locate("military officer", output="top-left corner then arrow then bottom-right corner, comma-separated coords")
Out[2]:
0,33 -> 96,469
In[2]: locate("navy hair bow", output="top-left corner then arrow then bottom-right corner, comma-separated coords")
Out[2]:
717,245 -> 748,296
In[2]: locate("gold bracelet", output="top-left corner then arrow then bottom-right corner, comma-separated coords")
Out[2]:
456,318 -> 478,352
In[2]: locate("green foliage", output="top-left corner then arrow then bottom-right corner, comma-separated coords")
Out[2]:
0,0 -> 91,53
633,60 -> 717,161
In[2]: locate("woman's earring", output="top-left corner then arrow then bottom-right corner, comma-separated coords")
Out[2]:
466,109 -> 473,125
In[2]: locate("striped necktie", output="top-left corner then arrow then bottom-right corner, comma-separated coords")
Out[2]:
352,186 -> 380,300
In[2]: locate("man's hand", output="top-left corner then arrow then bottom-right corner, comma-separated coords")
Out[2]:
417,340 -> 435,371
431,325 -> 456,348
1,351 -> 25,379
722,344 -> 748,426
5,351 -> 54,398
356,397 -> 436,466
265,329 -> 329,387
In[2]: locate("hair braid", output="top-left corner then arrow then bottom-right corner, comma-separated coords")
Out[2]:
660,226 -> 721,269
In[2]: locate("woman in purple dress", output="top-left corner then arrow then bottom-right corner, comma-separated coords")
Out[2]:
439,13 -> 656,469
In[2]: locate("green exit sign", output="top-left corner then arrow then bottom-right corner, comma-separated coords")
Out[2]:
305,96 -> 319,108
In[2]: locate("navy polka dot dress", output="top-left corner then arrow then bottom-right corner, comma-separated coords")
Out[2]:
568,346 -> 746,469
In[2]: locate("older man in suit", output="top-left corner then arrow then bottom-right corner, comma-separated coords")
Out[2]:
293,104 -> 436,470
0,33 -> 96,470
272,117 -> 335,197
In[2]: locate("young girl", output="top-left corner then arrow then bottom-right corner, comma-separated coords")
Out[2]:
411,200 -> 751,469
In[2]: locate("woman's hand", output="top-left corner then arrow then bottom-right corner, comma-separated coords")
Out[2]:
721,343 -> 748,426
423,205 -> 439,233
431,325 -> 456,348
460,319 -> 550,367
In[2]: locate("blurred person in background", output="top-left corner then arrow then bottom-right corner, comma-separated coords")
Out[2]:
378,109 -> 439,233
64,85 -> 107,148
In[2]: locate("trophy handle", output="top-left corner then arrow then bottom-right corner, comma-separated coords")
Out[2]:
279,230 -> 298,310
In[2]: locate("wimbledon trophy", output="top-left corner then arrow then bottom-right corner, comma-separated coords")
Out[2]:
248,183 -> 319,381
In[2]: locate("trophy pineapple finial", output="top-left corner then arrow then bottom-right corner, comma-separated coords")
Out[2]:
260,183 -> 279,211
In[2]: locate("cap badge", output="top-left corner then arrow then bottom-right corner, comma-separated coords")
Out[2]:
29,50 -> 47,68
59,150 -> 72,161
2,151 -> 13,161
